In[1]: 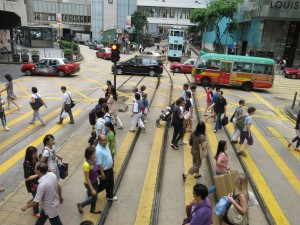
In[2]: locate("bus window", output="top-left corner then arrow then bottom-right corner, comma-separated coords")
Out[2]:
253,64 -> 273,75
180,31 -> 184,37
178,45 -> 182,50
221,62 -> 231,73
233,62 -> 243,72
170,31 -> 173,36
208,59 -> 220,70
243,63 -> 252,73
169,44 -> 174,50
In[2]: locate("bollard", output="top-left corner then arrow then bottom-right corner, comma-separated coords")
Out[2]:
292,92 -> 297,109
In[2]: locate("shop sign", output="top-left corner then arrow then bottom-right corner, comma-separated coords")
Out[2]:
270,1 -> 300,9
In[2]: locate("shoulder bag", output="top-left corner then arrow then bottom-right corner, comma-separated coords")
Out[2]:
227,201 -> 248,225
66,92 -> 76,108
57,160 -> 68,179
30,94 -> 43,110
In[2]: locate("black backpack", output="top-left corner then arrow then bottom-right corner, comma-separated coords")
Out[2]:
89,109 -> 96,126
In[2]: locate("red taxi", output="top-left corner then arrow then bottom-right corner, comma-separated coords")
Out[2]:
283,67 -> 300,79
170,59 -> 196,73
21,58 -> 80,77
96,48 -> 112,60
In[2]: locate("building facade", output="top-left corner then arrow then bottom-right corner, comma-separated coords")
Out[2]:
0,0 -> 28,28
236,0 -> 300,67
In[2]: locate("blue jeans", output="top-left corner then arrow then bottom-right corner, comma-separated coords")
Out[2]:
1,113 -> 6,127
35,209 -> 63,225
214,112 -> 222,131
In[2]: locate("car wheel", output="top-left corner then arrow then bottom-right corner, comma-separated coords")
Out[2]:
116,68 -> 123,75
291,74 -> 297,79
58,70 -> 65,77
25,69 -> 32,76
241,82 -> 253,92
174,68 -> 180,73
201,77 -> 210,87
149,70 -> 156,77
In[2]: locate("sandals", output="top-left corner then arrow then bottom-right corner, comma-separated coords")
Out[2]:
236,151 -> 247,157
182,173 -> 186,182
90,210 -> 102,214
194,174 -> 202,178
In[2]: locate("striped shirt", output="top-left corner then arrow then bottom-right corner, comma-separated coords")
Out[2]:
34,172 -> 60,218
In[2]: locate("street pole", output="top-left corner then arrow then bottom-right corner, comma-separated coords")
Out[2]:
113,61 -> 117,88
43,28 -> 46,57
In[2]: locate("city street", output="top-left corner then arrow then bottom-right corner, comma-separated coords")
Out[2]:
0,45 -> 300,225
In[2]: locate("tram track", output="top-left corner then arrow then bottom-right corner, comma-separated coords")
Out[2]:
97,74 -> 161,225
201,85 -> 276,225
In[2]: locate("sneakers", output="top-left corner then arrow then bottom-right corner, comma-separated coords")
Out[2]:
5,126 -> 10,131
68,121 -> 75,124
179,141 -> 187,145
41,123 -> 46,126
118,126 -> 123,129
213,130 -> 217,133
106,196 -> 118,201
231,140 -> 238,144
171,143 -> 179,150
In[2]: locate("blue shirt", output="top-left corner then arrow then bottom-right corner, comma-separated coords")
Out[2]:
96,143 -> 113,170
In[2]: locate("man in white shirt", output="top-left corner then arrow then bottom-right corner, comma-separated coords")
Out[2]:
57,86 -> 74,124
21,162 -> 63,225
181,83 -> 189,100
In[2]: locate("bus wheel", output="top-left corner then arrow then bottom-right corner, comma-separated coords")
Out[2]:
242,82 -> 253,91
201,78 -> 210,87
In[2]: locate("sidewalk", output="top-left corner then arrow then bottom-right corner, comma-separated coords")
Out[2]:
0,43 -> 82,64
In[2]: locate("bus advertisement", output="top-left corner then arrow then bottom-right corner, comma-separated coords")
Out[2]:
191,53 -> 276,91
167,28 -> 184,62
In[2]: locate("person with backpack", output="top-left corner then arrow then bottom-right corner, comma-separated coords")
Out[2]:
237,107 -> 256,157
230,99 -> 246,144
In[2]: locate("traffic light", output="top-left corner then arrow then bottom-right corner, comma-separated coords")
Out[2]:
111,43 -> 120,63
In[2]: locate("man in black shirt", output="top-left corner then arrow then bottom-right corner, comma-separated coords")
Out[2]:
214,91 -> 227,133
171,99 -> 187,150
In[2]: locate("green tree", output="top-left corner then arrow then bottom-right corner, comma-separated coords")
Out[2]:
131,10 -> 148,44
190,0 -> 243,53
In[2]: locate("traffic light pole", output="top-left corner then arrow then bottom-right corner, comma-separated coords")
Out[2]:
113,61 -> 117,88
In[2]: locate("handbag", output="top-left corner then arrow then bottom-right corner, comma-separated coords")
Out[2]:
30,94 -> 43,110
66,92 -> 75,108
221,115 -> 229,126
57,160 -> 68,179
227,203 -> 248,225
214,196 -> 231,216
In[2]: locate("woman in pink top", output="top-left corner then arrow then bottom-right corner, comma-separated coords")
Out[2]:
203,86 -> 214,116
215,140 -> 230,175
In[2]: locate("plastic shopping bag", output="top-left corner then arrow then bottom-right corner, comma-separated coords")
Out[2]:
61,111 -> 68,119
214,196 -> 231,216
248,191 -> 259,206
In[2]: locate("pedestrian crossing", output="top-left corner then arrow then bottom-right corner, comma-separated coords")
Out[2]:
268,75 -> 300,100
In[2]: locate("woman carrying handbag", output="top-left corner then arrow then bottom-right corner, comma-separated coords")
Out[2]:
29,87 -> 47,126
23,146 -> 40,218
222,173 -> 249,225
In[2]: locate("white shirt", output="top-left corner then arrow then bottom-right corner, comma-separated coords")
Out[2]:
34,172 -> 60,218
63,91 -> 71,104
32,93 -> 41,99
95,117 -> 106,136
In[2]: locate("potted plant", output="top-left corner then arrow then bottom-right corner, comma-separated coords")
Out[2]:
20,49 -> 29,62
31,50 -> 40,63
12,50 -> 20,62
63,48 -> 73,61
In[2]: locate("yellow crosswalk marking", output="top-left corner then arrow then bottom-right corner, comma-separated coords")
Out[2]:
226,124 -> 289,224
0,108 -> 61,151
14,82 -> 31,97
0,109 -> 82,175
252,126 -> 300,194
6,111 -> 33,127
268,127 -> 300,162
134,124 -> 165,225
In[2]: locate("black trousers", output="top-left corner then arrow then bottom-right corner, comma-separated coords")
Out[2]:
98,168 -> 114,198
172,125 -> 184,145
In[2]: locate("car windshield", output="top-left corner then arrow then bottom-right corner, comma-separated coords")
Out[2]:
63,58 -> 70,64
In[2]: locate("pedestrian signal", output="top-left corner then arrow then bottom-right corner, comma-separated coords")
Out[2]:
111,44 -> 120,63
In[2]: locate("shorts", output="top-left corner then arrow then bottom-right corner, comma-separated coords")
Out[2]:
239,131 -> 253,145
143,107 -> 148,114
184,111 -> 191,120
